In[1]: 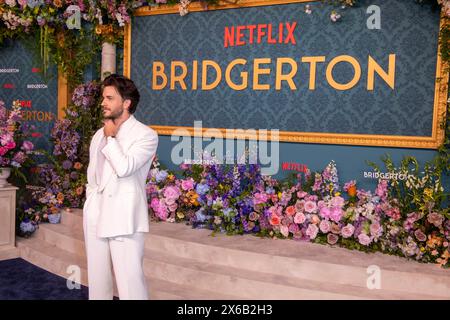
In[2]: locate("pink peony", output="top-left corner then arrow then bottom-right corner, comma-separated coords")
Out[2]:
294,212 -> 306,224
306,224 -> 319,240
253,192 -> 269,205
181,178 -> 194,191
331,196 -> 345,207
310,214 -> 320,225
341,224 -> 355,238
304,200 -> 317,213
163,186 -> 180,201
168,202 -> 178,212
319,219 -> 331,233
319,206 -> 331,219
330,207 -> 343,223
358,233 -> 372,246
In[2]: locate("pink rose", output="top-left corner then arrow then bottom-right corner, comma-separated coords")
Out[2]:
181,178 -> 194,191
331,196 -> 345,207
280,225 -> 289,237
427,212 -> 444,227
358,233 -> 372,246
310,214 -> 320,225
327,233 -> 339,245
168,202 -> 178,212
341,224 -> 355,238
296,191 -> 308,199
370,222 -> 383,238
306,224 -> 319,240
270,213 -> 280,226
163,186 -> 180,200
331,223 -> 341,234
21,140 -> 34,152
414,229 -> 427,242
304,201 -> 317,213
319,206 -> 331,219
294,212 -> 306,224
330,206 -> 343,222
295,200 -> 305,212
319,219 -> 331,233
285,206 -> 296,216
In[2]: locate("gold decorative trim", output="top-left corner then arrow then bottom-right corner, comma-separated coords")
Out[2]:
57,68 -> 69,120
124,1 -> 449,149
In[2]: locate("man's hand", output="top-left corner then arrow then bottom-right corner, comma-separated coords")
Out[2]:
103,119 -> 120,137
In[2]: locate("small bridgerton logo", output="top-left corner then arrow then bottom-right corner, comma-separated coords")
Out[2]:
171,121 -> 280,175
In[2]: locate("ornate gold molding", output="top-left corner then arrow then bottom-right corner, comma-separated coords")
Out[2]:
124,0 -> 449,149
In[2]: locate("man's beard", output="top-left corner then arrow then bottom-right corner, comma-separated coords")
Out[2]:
104,107 -> 124,120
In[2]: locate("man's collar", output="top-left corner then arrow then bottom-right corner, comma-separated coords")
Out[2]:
116,114 -> 136,138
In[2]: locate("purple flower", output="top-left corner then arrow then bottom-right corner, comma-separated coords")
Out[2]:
62,160 -> 73,170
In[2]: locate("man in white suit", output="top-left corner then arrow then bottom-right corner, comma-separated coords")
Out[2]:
83,74 -> 158,300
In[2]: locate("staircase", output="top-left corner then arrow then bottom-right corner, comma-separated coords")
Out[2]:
16,209 -> 450,299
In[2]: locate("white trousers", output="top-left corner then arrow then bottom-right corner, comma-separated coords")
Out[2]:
83,196 -> 148,300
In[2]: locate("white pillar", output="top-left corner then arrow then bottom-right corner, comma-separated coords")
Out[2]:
101,42 -> 116,80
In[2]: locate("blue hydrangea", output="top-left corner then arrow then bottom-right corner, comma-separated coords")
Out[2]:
195,209 -> 207,222
155,170 -> 168,183
196,183 -> 210,196
20,220 -> 36,233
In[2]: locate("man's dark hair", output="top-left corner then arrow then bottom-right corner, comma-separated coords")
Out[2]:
102,74 -> 140,114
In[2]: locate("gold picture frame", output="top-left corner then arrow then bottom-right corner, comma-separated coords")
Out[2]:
123,0 -> 449,149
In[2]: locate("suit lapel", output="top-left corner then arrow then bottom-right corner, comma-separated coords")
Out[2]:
98,116 -> 138,192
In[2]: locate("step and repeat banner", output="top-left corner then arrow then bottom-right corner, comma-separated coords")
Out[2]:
0,39 -> 58,154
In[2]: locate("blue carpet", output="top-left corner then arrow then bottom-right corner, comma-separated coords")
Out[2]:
0,258 -> 89,300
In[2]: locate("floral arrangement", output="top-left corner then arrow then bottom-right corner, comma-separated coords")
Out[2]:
146,159 -> 450,268
25,80 -> 103,224
0,100 -> 35,179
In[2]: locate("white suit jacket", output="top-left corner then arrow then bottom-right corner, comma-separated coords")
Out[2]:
83,115 -> 158,238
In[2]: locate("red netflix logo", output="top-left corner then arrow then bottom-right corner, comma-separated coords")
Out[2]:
32,68 -> 41,73
3,83 -> 15,89
224,22 -> 297,48
281,162 -> 309,173
20,100 -> 32,108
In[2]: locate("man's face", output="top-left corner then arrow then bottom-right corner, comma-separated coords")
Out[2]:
101,86 -> 127,120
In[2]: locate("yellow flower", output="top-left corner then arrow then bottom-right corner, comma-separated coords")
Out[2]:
335,192 -> 341,197
423,188 -> 433,199
278,192 -> 282,199
176,211 -> 185,219
420,247 -> 425,252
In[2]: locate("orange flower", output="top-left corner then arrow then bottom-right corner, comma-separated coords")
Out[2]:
54,0 -> 62,8
50,206 -> 59,214
347,185 -> 357,197
76,186 -> 84,195
74,162 -> 83,170
57,192 -> 64,203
